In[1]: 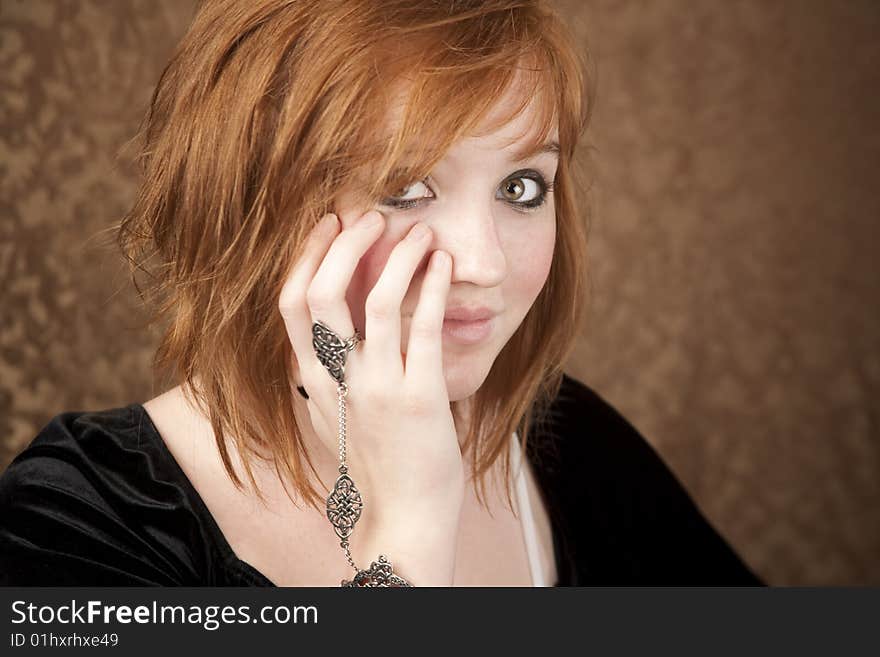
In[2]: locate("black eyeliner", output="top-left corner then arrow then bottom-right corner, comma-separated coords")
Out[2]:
380,168 -> 553,211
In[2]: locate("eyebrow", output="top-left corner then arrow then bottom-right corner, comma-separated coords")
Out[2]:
389,139 -> 560,176
512,140 -> 560,163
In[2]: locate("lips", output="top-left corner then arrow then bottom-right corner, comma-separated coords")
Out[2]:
443,306 -> 497,322
442,316 -> 494,344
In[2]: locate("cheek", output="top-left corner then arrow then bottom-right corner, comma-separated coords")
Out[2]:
507,221 -> 556,308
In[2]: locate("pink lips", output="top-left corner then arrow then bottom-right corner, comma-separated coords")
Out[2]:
442,306 -> 497,344
443,306 -> 495,322
442,317 -> 493,344
402,306 -> 499,345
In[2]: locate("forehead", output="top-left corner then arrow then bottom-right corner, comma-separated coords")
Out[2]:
387,69 -> 559,162
454,99 -> 558,162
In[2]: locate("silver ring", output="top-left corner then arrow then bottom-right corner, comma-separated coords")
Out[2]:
312,320 -> 362,385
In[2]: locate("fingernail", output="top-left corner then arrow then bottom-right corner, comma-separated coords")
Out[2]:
407,222 -> 430,241
431,250 -> 449,271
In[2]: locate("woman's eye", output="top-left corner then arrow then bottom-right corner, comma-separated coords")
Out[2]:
496,170 -> 553,212
381,179 -> 433,209
498,175 -> 544,209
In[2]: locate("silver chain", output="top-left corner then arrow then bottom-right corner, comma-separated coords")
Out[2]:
315,321 -> 412,585
335,381 -> 358,572
337,382 -> 348,471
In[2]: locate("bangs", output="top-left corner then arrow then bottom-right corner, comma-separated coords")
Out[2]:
344,34 -> 562,208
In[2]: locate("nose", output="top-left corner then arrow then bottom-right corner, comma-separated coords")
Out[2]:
433,203 -> 508,288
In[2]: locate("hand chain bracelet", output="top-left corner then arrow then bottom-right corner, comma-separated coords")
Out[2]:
312,320 -> 413,587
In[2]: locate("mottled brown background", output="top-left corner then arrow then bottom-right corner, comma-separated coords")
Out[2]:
1,0 -> 878,585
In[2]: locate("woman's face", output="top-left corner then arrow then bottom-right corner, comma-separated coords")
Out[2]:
335,93 -> 559,403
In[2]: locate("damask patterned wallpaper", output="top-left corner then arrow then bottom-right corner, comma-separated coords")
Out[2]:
1,0 -> 878,585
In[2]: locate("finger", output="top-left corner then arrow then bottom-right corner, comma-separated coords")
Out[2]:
306,210 -> 384,346
278,212 -> 341,380
404,249 -> 451,384
362,222 -> 434,377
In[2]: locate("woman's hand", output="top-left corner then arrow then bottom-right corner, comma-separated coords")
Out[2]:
278,210 -> 465,584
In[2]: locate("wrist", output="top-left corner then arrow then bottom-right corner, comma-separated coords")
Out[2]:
355,532 -> 458,587
362,472 -> 466,518
353,503 -> 463,587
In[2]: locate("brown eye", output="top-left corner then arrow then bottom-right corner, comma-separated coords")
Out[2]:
496,170 -> 554,212
502,178 -> 525,201
499,175 -> 544,204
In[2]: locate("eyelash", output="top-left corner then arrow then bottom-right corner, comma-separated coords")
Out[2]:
380,170 -> 555,213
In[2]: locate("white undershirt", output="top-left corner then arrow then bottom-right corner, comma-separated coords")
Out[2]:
510,431 -> 547,587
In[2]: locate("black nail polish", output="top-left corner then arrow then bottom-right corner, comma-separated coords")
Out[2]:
296,385 -> 309,400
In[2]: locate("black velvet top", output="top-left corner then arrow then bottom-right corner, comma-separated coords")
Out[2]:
0,374 -> 764,586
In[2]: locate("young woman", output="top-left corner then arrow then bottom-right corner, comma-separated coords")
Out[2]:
0,0 -> 763,586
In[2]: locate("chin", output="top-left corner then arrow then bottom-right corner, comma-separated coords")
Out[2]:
442,352 -> 495,402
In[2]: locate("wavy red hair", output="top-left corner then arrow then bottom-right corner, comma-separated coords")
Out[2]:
116,0 -> 595,513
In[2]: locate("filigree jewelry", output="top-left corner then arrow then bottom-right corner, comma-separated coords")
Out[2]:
341,555 -> 411,587
312,320 -> 360,385
312,319 -> 412,587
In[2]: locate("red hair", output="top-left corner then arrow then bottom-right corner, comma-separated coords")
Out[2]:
117,0 -> 595,513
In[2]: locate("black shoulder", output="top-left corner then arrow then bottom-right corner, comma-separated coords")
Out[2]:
0,407 -> 209,585
535,374 -> 765,585
532,373 -> 666,478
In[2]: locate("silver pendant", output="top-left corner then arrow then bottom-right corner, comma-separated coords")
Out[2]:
326,471 -> 363,540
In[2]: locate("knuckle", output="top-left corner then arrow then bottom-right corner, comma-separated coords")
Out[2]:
278,285 -> 300,313
305,284 -> 333,312
364,293 -> 395,321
